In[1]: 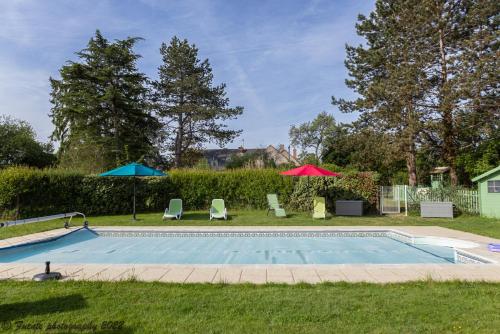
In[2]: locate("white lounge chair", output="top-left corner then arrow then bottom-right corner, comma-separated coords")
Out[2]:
210,199 -> 227,220
163,199 -> 183,220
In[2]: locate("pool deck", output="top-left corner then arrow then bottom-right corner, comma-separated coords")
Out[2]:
1,225 -> 499,284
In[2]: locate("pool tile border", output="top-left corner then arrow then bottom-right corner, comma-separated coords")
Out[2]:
95,230 -> 391,238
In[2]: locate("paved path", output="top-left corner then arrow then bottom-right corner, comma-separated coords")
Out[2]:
1,226 -> 499,284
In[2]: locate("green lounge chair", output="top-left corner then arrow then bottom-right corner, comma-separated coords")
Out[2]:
313,197 -> 326,219
266,194 -> 287,217
210,199 -> 227,220
163,199 -> 183,220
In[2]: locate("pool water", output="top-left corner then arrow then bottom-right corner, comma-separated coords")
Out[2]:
0,229 -> 456,265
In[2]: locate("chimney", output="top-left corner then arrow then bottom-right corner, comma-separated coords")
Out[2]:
292,148 -> 297,159
279,144 -> 285,151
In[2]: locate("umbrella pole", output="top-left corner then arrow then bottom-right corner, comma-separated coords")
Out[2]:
133,177 -> 136,221
308,176 -> 312,216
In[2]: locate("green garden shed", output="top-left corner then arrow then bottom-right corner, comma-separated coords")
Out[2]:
472,165 -> 500,218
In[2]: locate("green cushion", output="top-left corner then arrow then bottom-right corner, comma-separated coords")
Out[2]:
313,197 -> 326,219
166,199 -> 182,215
267,194 -> 281,209
211,199 -> 226,217
275,208 -> 287,217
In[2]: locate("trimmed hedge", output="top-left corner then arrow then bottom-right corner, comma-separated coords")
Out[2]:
0,167 -> 379,219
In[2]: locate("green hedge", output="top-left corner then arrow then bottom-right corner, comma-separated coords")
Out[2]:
0,167 -> 379,219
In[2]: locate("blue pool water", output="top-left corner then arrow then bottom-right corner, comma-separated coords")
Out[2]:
0,229 -> 456,264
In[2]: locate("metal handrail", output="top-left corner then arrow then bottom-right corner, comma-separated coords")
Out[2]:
0,212 -> 87,228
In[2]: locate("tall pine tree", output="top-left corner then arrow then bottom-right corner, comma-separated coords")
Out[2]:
414,0 -> 498,185
50,30 -> 159,172
453,0 -> 500,181
417,0 -> 468,185
333,0 -> 431,185
152,37 -> 243,167
334,0 -> 498,185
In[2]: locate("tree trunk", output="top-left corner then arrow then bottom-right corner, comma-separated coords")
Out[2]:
406,142 -> 417,186
111,101 -> 120,165
438,14 -> 458,186
174,114 -> 183,168
405,97 -> 418,187
173,91 -> 186,168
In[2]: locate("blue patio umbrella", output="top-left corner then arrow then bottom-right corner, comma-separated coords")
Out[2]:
100,162 -> 166,220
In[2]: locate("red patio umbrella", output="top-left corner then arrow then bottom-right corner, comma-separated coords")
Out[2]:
280,164 -> 341,177
281,164 -> 341,203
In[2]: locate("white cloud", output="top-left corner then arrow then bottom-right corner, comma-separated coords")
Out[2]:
0,61 -> 52,142
189,1 -> 268,116
0,0 -> 39,46
0,0 -> 373,148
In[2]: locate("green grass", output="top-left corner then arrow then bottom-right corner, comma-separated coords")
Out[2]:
2,213 -> 499,333
2,210 -> 499,240
0,281 -> 499,333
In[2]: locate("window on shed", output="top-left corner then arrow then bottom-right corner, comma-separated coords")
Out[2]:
487,180 -> 500,193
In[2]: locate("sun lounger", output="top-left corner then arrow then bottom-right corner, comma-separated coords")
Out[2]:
210,199 -> 227,220
163,199 -> 183,220
266,194 -> 287,217
313,196 -> 326,219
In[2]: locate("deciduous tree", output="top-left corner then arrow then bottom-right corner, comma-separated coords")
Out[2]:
0,115 -> 55,168
289,112 -> 337,164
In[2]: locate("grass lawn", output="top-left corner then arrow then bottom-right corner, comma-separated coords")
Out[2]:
2,212 -> 499,333
0,281 -> 499,333
1,210 -> 499,240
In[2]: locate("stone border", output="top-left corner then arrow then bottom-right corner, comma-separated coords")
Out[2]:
1,263 -> 500,283
0,227 -> 84,251
0,227 -> 81,250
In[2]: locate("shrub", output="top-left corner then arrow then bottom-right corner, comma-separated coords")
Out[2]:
0,167 -> 379,219
287,171 -> 379,212
0,167 -> 84,218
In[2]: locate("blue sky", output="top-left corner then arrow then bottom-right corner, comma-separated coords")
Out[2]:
0,0 -> 373,148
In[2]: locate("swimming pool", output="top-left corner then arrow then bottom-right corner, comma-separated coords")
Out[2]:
0,228 -> 476,265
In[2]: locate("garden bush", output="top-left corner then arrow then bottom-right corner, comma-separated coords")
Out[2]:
288,171 -> 379,212
0,167 -> 379,219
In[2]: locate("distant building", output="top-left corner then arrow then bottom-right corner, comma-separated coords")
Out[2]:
265,144 -> 300,166
203,144 -> 300,170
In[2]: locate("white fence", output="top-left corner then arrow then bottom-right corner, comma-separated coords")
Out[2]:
380,186 -> 479,215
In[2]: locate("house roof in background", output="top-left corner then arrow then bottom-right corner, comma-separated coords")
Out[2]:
430,166 -> 450,174
203,148 -> 264,158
